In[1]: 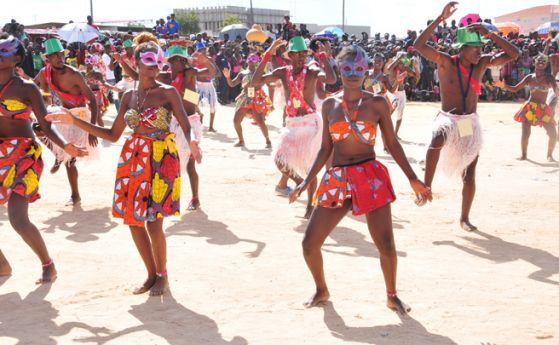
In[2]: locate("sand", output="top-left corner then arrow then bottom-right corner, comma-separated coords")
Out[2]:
0,101 -> 558,345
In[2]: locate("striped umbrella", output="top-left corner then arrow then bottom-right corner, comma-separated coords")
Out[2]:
536,22 -> 559,35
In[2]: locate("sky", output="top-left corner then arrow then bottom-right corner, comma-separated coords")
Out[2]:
3,0 -> 555,35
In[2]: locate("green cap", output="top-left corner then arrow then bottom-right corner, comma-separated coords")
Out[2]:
452,27 -> 489,49
287,36 -> 308,52
44,38 -> 64,55
123,39 -> 135,48
167,45 -> 189,59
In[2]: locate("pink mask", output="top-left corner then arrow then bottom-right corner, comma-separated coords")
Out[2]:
247,54 -> 261,64
139,47 -> 165,69
339,46 -> 368,78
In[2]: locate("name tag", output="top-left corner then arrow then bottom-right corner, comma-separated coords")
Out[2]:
457,118 -> 473,137
293,98 -> 301,109
183,89 -> 199,105
364,79 -> 373,88
247,87 -> 255,98
373,82 -> 382,94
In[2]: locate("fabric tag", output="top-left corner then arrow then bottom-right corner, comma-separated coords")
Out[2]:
457,118 -> 473,137
373,82 -> 382,94
183,89 -> 199,105
247,87 -> 255,98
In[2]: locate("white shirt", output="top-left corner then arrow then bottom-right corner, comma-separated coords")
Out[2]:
102,53 -> 115,81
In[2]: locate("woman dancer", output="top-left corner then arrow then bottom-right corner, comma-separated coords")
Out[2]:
503,54 -> 557,161
47,35 -> 199,296
224,53 -> 272,148
0,35 -> 85,282
290,45 -> 432,313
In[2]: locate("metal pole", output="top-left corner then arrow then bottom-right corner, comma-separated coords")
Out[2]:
90,0 -> 93,20
249,0 -> 254,26
342,0 -> 345,32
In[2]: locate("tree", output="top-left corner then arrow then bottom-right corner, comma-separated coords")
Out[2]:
175,11 -> 200,35
223,14 -> 242,28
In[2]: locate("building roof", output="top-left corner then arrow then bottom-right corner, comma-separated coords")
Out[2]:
495,5 -> 559,20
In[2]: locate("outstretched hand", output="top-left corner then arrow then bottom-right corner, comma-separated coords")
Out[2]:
269,39 -> 287,54
63,143 -> 88,158
190,141 -> 202,164
440,2 -> 458,21
467,23 -> 490,35
222,68 -> 231,79
45,109 -> 75,125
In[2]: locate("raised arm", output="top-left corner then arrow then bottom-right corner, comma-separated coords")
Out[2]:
251,39 -> 286,87
113,53 -> 138,80
502,74 -> 531,93
192,52 -> 218,79
315,41 -> 337,85
222,68 -> 241,88
414,2 -> 457,64
469,24 -> 520,67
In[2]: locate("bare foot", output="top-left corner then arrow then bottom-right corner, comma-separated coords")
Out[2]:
65,195 -> 81,206
234,141 -> 245,147
50,161 -> 61,174
460,219 -> 478,232
133,276 -> 156,294
149,275 -> 169,296
208,127 -> 217,133
517,155 -> 527,161
304,288 -> 330,308
187,198 -> 200,211
36,263 -> 57,284
547,156 -> 555,162
265,141 -> 272,149
304,205 -> 314,219
387,296 -> 411,315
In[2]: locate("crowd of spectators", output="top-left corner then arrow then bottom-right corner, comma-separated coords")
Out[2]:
3,14 -> 558,105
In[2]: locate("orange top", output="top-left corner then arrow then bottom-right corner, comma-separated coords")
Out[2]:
329,96 -> 377,145
0,79 -> 32,121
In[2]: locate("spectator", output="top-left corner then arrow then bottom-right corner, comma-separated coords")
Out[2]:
166,13 -> 180,35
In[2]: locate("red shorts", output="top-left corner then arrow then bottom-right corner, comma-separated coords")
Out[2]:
314,159 -> 395,215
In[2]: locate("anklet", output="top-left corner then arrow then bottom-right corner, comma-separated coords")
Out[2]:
42,259 -> 54,268
156,271 -> 168,278
387,290 -> 398,298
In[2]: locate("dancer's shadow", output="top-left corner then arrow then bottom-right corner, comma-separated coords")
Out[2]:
526,158 -> 559,168
399,139 -> 427,147
240,146 -> 272,157
434,230 -> 559,286
76,293 -> 248,345
323,302 -> 457,344
166,210 -> 266,258
42,206 -> 118,242
294,223 -> 407,258
204,130 -> 236,144
0,284 -> 110,345
266,123 -> 283,133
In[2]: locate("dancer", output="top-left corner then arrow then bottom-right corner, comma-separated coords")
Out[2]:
0,35 -> 85,282
290,45 -> 432,313
47,35 -> 199,296
37,38 -> 99,206
385,51 -> 416,139
224,53 -> 272,148
252,37 -> 337,219
414,2 -> 520,231
543,35 -> 559,141
194,42 -> 218,132
167,44 -> 212,210
502,54 -> 557,161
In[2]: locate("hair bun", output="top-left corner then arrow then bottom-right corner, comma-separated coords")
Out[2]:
134,32 -> 158,46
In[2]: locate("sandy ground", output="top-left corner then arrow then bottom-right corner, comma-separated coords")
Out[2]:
0,101 -> 558,345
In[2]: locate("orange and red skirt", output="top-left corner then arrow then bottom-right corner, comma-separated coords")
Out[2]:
0,137 -> 43,204
514,102 -> 555,127
112,132 -> 181,227
314,159 -> 395,215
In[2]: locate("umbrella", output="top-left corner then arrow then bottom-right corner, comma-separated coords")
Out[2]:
264,30 -> 276,40
536,22 -> 559,35
459,13 -> 481,27
220,24 -> 249,40
57,22 -> 100,43
315,26 -> 345,38
495,22 -> 521,36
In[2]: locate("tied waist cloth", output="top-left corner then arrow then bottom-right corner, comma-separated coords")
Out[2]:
514,101 -> 555,127
314,159 -> 396,215
112,132 -> 181,227
432,110 -> 483,178
0,137 -> 43,204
